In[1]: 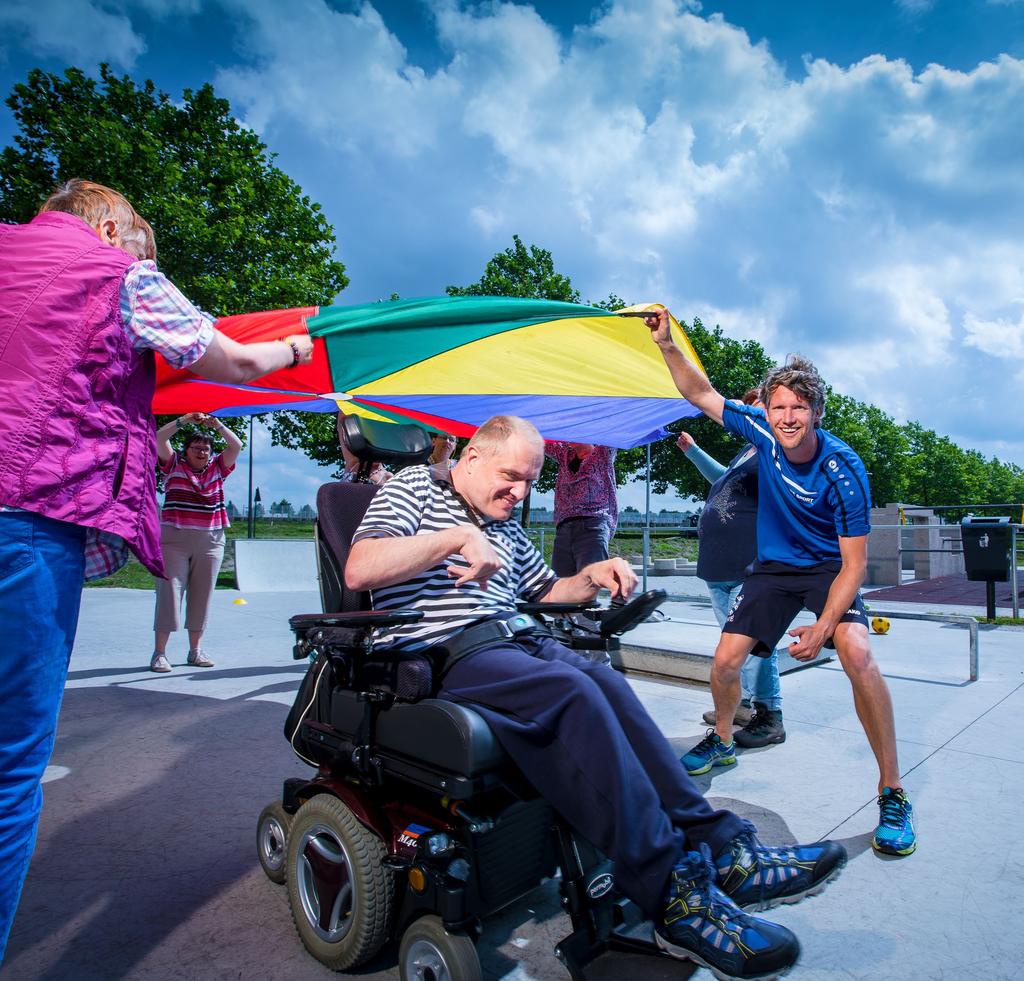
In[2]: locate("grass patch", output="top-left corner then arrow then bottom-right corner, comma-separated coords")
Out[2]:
977,616 -> 1024,627
524,528 -> 698,567
85,561 -> 236,590
86,519 -> 313,590
225,520 -> 314,540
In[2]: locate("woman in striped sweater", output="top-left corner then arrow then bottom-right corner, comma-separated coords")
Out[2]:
150,413 -> 241,672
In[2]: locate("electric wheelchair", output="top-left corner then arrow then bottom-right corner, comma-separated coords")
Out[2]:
257,417 -> 673,979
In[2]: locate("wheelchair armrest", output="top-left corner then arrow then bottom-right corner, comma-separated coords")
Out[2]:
289,610 -> 424,632
516,601 -> 595,615
289,610 -> 425,662
597,589 -> 667,637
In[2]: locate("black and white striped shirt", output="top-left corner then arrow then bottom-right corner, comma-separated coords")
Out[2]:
351,465 -> 557,652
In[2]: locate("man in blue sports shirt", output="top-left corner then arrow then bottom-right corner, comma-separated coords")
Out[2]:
646,309 -> 915,857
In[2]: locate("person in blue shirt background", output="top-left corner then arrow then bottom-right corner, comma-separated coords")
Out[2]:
647,308 -> 916,858
676,387 -> 787,749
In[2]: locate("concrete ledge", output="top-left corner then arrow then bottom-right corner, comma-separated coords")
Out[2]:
617,635 -> 833,685
617,643 -> 714,682
233,539 -> 317,592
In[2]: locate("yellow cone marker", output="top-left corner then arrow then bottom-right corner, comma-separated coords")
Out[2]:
233,598 -> 248,606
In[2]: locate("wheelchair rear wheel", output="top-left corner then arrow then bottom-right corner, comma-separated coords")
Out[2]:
399,914 -> 481,981
286,794 -> 394,970
257,801 -> 292,885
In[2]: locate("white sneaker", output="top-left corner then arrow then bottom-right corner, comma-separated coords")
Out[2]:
187,649 -> 214,667
150,653 -> 172,673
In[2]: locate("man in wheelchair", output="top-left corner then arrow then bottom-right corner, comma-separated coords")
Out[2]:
343,414 -> 846,981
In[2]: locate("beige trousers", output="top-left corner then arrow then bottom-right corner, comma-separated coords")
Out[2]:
153,525 -> 226,632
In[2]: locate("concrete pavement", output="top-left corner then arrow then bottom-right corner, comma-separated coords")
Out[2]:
3,586 -> 1022,980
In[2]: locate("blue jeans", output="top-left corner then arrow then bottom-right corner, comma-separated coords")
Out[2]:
0,511 -> 86,961
706,580 -> 782,712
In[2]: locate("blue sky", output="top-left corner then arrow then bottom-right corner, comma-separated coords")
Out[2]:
2,0 -> 1023,512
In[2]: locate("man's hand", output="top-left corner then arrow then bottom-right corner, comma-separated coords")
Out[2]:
644,309 -> 674,347
284,334 -> 314,365
447,526 -> 502,588
676,431 -> 695,453
580,557 -> 638,601
642,308 -> 726,425
787,621 -> 833,662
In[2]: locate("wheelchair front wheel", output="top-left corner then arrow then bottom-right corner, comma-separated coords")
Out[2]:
286,794 -> 394,970
399,914 -> 481,981
256,801 -> 292,884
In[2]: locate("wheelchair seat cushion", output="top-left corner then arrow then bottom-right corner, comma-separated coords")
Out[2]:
329,690 -> 508,778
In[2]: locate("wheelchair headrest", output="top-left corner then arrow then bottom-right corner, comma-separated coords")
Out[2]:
341,415 -> 433,468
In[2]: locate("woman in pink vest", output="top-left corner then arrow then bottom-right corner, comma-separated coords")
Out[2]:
0,180 -> 314,960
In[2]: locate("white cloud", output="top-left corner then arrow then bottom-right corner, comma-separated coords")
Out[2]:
858,264 -> 953,365
191,0 -> 1024,464
215,0 -> 459,156
963,310 -> 1024,358
0,0 -> 145,67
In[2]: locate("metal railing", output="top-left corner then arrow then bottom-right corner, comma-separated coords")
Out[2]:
872,520 -> 1021,619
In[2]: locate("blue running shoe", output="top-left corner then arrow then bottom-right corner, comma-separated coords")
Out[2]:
872,787 -> 916,855
682,729 -> 737,776
656,846 -> 800,981
716,831 -> 847,911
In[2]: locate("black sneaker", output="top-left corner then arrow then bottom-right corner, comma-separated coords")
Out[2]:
656,846 -> 800,980
703,700 -> 754,727
715,830 -> 847,911
734,703 -> 786,749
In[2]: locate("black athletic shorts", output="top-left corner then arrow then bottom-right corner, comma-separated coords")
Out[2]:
721,560 -> 869,656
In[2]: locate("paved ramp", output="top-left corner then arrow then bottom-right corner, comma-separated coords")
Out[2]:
233,539 -> 318,592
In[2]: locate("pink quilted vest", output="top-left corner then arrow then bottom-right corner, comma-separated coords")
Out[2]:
0,211 -> 163,575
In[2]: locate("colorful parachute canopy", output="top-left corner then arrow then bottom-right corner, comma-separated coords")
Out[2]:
152,296 -> 707,448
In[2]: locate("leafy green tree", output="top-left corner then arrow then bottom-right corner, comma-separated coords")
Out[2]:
823,392 -> 910,507
0,66 -> 348,315
268,410 -> 344,474
901,422 -> 986,508
1,65 -> 349,451
592,292 -> 627,311
980,457 -> 1024,507
446,234 -> 579,302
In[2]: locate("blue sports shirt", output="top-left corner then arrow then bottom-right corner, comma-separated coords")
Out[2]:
722,402 -> 872,566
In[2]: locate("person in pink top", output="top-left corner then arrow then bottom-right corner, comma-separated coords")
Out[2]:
545,442 -> 619,576
150,413 -> 242,672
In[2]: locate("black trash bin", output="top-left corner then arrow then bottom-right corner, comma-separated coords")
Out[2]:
961,516 -> 1012,617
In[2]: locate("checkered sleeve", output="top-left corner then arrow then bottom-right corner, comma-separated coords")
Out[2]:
120,260 -> 215,369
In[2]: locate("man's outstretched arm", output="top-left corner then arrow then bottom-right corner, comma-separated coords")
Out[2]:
645,310 -> 726,425
347,525 -> 501,591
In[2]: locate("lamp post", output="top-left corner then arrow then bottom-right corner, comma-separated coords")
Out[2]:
642,443 -> 651,591
246,415 -> 255,539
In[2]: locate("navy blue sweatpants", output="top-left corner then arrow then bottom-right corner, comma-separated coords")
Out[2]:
439,635 -> 748,917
